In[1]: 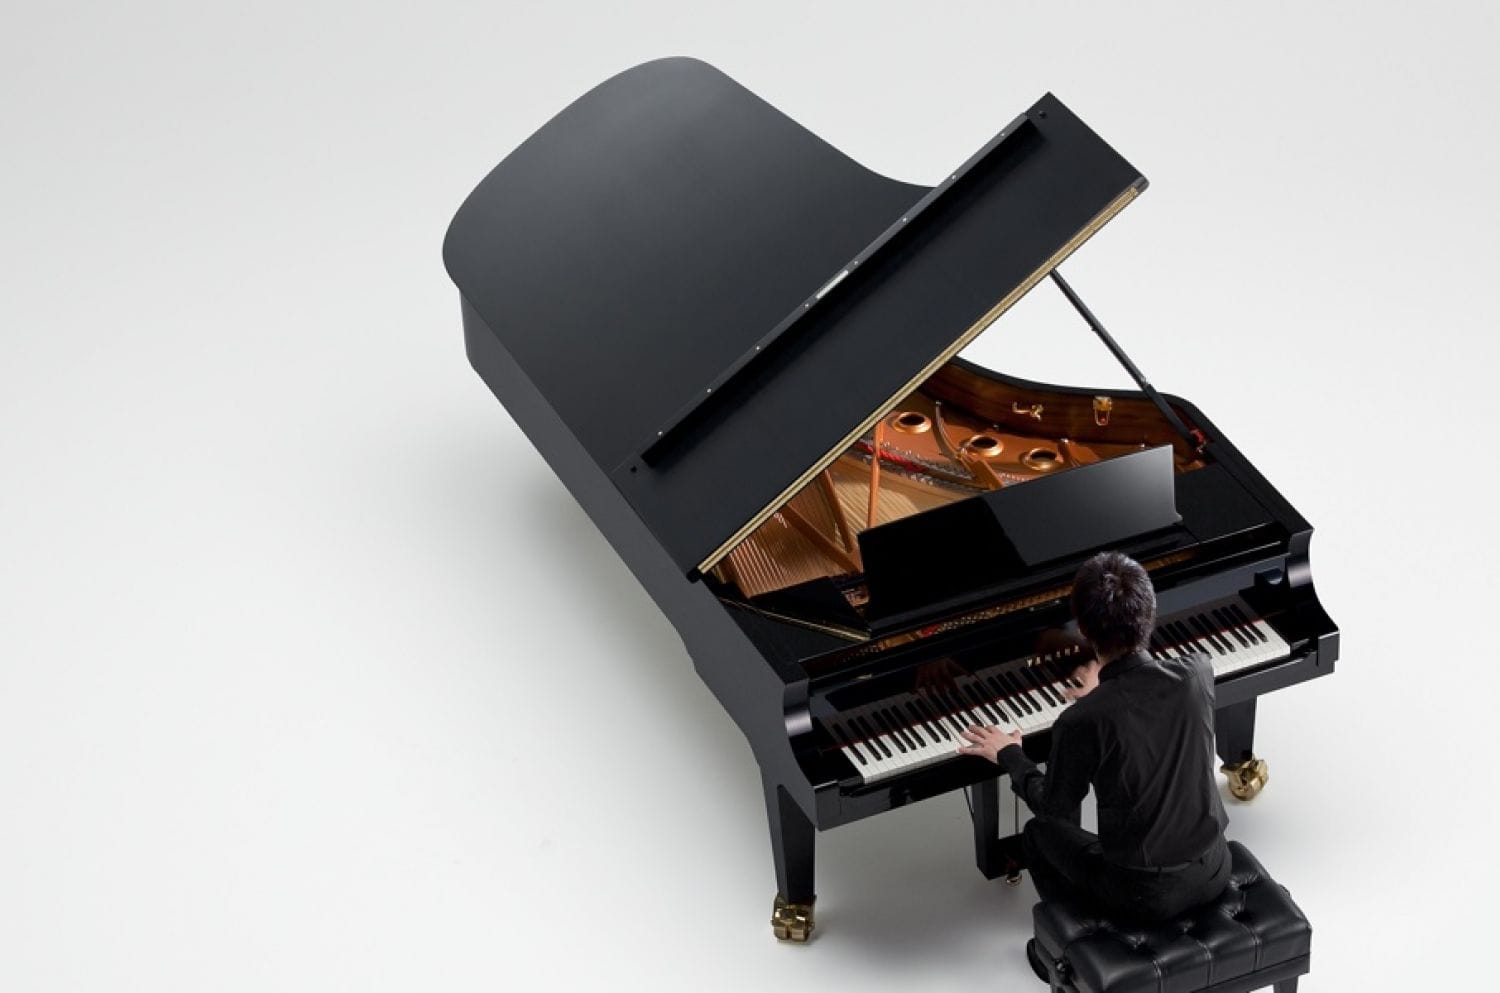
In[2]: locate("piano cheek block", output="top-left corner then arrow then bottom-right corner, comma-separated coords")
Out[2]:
444,57 -> 1338,938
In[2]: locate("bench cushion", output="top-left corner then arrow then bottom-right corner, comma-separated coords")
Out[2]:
1033,842 -> 1311,993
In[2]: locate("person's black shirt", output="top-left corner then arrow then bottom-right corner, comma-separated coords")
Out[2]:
996,649 -> 1229,867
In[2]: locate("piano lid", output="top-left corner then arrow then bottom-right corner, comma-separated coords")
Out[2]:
444,58 -> 1145,577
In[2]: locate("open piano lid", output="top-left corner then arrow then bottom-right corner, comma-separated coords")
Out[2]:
444,58 -> 1146,577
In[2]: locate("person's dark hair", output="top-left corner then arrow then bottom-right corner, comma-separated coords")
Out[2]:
1070,551 -> 1156,659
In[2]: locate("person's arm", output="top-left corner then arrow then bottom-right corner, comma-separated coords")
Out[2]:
958,709 -> 1100,818
1000,713 -> 1100,817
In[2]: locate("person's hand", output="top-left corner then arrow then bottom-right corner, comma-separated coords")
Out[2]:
957,724 -> 1022,764
1063,658 -> 1102,701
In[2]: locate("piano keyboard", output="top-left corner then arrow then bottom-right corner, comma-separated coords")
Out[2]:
829,596 -> 1290,785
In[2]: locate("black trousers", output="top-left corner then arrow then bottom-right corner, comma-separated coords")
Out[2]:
1022,815 -> 1232,924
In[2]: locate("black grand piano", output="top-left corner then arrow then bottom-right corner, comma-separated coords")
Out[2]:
443,57 -> 1338,942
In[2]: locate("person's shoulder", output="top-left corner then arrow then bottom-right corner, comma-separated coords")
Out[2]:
1157,650 -> 1216,698
1058,684 -> 1112,728
1159,650 -> 1213,678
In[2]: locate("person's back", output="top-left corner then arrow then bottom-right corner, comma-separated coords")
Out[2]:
1081,649 -> 1227,868
956,551 -> 1232,981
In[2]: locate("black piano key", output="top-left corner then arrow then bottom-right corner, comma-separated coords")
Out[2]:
1037,659 -> 1062,685
1041,668 -> 1069,704
897,705 -> 929,745
1227,603 -> 1267,643
882,708 -> 918,750
1006,671 -> 1042,711
930,687 -> 959,720
1227,606 -> 1262,646
958,692 -> 990,726
1210,615 -> 1239,653
896,708 -> 928,747
1185,617 -> 1222,654
1212,607 -> 1251,648
1201,614 -> 1236,654
1041,659 -> 1077,694
962,683 -> 1004,725
1167,621 -> 1198,653
1204,607 -> 1239,646
1186,615 -> 1226,655
853,716 -> 892,758
1220,602 -> 1254,641
934,692 -> 969,733
831,725 -> 867,765
1008,671 -> 1041,713
947,690 -> 985,730
1029,667 -> 1064,707
905,701 -> 939,742
989,673 -> 1022,714
983,675 -> 1024,718
913,699 -> 951,739
982,695 -> 1009,725
1020,667 -> 1055,707
872,710 -> 908,752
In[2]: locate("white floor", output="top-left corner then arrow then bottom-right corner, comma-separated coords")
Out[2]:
4,3 -> 1497,990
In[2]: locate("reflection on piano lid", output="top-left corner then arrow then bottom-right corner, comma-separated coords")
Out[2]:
443,57 -> 1339,939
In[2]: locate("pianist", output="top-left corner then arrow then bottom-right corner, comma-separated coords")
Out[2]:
957,551 -> 1231,974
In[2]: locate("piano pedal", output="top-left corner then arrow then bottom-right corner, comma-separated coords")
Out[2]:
771,894 -> 816,943
1221,756 -> 1269,801
1005,869 -> 1024,887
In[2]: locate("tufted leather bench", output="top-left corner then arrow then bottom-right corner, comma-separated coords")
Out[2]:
1032,842 -> 1311,993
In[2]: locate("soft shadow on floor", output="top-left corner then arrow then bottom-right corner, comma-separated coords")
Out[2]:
425,439 -> 1048,964
423,443 -> 760,800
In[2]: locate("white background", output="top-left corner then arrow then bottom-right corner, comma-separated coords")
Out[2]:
3,2 -> 1496,990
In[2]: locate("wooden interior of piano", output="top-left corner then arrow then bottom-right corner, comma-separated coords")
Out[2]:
709,360 -> 1207,610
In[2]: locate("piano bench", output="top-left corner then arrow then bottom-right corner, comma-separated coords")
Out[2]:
1032,841 -> 1311,993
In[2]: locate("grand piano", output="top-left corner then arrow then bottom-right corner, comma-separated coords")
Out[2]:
442,57 -> 1338,942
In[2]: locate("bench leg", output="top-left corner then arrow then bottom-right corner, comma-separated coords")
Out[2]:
1273,979 -> 1298,993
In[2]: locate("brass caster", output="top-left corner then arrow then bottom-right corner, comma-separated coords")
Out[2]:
771,894 -> 816,943
1005,871 -> 1024,888
1222,757 -> 1269,801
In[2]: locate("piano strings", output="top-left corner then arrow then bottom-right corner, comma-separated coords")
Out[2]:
713,369 -> 1208,603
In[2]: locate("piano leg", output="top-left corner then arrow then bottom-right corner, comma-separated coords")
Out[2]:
970,778 -> 1022,885
764,780 -> 816,942
1215,699 -> 1270,801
